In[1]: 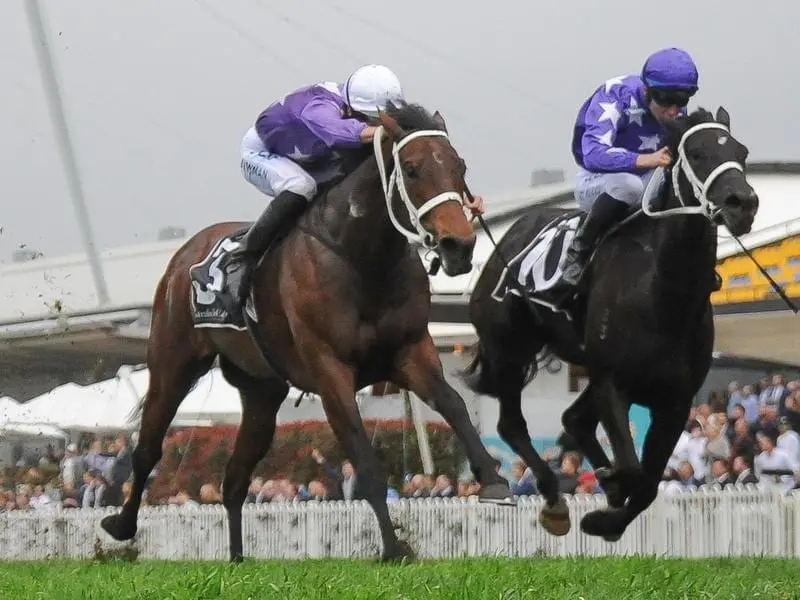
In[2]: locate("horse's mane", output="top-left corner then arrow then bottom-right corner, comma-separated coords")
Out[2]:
383,102 -> 443,133
663,106 -> 716,151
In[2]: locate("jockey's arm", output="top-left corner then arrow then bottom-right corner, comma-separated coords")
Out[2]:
299,98 -> 369,148
581,89 -> 642,173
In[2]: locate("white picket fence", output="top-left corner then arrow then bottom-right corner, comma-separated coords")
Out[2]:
1,488 -> 798,561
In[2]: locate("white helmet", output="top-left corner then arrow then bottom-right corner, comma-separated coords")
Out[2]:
344,64 -> 404,118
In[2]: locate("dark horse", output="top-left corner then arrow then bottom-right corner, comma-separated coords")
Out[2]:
462,107 -> 759,540
100,102 -> 513,562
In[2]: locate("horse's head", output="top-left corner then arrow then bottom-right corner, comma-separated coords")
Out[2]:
373,102 -> 476,276
661,107 -> 759,236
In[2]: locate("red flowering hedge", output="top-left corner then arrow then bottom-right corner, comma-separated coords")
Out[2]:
149,419 -> 466,501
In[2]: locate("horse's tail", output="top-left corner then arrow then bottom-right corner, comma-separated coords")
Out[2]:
460,341 -> 492,395
127,392 -> 147,427
460,340 -> 546,397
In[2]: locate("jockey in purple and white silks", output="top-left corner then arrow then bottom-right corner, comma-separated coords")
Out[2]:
559,47 -> 699,289
232,64 -> 405,302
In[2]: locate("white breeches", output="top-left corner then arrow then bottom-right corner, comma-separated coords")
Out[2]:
574,168 -> 661,212
239,127 -> 317,200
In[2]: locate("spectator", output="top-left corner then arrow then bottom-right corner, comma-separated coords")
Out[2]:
509,460 -> 537,497
245,477 -> 263,503
431,474 -> 456,498
106,435 -> 133,506
732,454 -> 758,485
59,443 -> 84,489
685,420 -> 708,481
730,418 -> 757,460
311,449 -> 360,501
576,471 -> 599,494
709,458 -> 734,488
556,451 -> 581,495
777,417 -> 799,463
739,385 -> 760,424
753,429 -> 797,493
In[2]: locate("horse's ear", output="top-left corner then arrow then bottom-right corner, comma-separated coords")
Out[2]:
432,110 -> 448,133
715,106 -> 731,129
377,109 -> 405,139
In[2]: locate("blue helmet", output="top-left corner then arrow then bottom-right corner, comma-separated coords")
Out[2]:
641,47 -> 699,91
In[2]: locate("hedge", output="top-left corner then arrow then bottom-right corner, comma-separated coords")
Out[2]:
149,419 -> 468,500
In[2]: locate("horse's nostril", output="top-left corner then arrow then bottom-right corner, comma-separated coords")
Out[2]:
724,195 -> 741,208
439,235 -> 475,255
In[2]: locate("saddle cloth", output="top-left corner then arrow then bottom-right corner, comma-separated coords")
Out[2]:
188,230 -> 257,330
489,211 -> 585,311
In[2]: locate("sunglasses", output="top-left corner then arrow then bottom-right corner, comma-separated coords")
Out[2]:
650,87 -> 695,108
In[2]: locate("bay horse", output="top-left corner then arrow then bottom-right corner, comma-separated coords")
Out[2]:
462,107 -> 759,541
100,102 -> 513,562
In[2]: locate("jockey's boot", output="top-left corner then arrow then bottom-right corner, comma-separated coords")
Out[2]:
231,190 -> 308,303
560,193 -> 629,288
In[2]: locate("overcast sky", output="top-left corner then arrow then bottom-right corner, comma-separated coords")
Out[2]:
2,0 -> 799,260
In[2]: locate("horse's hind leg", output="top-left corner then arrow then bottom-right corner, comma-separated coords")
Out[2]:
219,361 -> 288,563
581,401 -> 687,540
493,363 -> 570,536
101,349 -> 214,541
561,383 -> 628,510
392,336 -> 512,503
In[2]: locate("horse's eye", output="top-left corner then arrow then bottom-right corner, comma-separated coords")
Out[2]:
687,148 -> 705,162
403,163 -> 419,178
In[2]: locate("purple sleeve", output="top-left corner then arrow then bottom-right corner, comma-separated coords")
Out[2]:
299,98 -> 367,148
581,88 -> 639,172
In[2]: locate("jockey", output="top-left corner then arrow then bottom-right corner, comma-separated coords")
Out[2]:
560,47 -> 699,289
232,64 -> 406,302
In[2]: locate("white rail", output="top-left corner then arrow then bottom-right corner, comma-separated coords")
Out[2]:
1,489 -> 797,561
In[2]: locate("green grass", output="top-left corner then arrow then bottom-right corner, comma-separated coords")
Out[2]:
0,557 -> 799,599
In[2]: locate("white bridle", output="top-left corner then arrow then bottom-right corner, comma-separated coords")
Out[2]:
373,125 -> 465,249
642,121 -> 744,220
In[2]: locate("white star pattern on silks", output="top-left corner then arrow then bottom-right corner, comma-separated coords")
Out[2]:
638,135 -> 660,151
287,145 -> 312,160
626,96 -> 646,127
598,101 -> 621,129
604,76 -> 625,93
597,130 -> 614,146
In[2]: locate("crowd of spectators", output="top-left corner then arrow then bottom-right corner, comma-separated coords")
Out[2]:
2,375 -> 799,513
660,374 -> 800,495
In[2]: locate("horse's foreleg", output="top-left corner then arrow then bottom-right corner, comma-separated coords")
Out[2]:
392,335 -> 512,503
495,393 -> 570,536
581,404 -> 687,540
300,342 -> 411,562
101,354 -> 213,541
222,377 -> 287,563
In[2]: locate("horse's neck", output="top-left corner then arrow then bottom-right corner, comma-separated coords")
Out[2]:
649,177 -> 718,305
313,150 -> 411,274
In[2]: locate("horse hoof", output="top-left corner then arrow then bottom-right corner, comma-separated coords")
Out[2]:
381,540 -> 415,564
478,482 -> 515,506
100,514 -> 137,542
580,508 -> 624,539
538,498 -> 571,536
229,554 -> 245,565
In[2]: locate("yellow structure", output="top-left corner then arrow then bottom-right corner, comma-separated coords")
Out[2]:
712,234 -> 800,305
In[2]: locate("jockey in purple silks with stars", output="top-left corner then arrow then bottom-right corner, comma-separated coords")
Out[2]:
558,47 -> 699,291
232,64 -> 484,302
